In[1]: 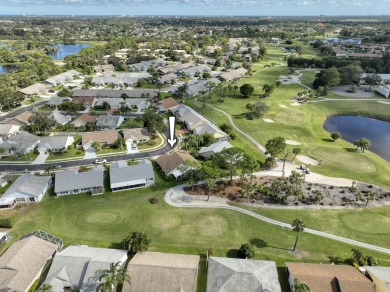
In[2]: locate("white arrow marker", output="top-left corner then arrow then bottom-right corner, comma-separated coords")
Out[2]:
167,116 -> 177,148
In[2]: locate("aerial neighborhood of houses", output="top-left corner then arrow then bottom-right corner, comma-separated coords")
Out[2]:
0,20 -> 389,292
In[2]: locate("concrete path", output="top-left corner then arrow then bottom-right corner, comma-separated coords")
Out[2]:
165,184 -> 390,256
205,103 -> 266,153
31,153 -> 49,165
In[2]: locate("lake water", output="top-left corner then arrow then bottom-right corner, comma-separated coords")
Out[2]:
48,43 -> 91,60
324,115 -> 390,162
0,65 -> 11,75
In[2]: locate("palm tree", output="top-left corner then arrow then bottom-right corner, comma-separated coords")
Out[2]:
292,148 -> 301,161
205,178 -> 216,201
96,262 -> 130,292
292,219 -> 305,251
289,170 -> 304,192
293,279 -> 311,292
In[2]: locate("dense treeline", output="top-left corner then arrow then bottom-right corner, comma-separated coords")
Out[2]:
288,52 -> 390,73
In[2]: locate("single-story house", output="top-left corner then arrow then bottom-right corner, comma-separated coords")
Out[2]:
3,111 -> 33,126
180,65 -> 211,78
361,73 -> 390,84
110,160 -> 155,192
95,115 -> 124,130
93,64 -> 115,73
0,174 -> 52,209
159,73 -> 178,84
91,72 -> 151,88
207,257 -> 281,292
184,78 -> 221,97
18,83 -> 49,97
38,136 -> 74,153
155,97 -> 179,112
220,68 -> 248,82
199,141 -> 233,158
73,89 -> 158,99
128,59 -> 167,71
123,252 -> 200,292
158,62 -> 194,75
173,105 -> 229,141
95,98 -> 149,111
47,96 -> 70,108
54,166 -> 104,196
0,233 -> 59,292
199,56 -> 217,66
0,124 -> 21,139
69,114 -> 97,128
44,245 -> 128,292
50,110 -> 71,125
0,131 -> 40,154
156,150 -> 197,179
375,85 -> 390,98
81,130 -> 118,149
285,262 -> 375,292
364,266 -> 390,292
71,97 -> 97,109
45,70 -> 81,86
123,128 -> 150,144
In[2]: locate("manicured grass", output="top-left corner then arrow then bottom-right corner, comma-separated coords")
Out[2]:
301,71 -> 316,88
4,173 -> 390,292
118,118 -> 144,129
240,205 -> 390,249
0,152 -> 38,162
138,136 -> 163,150
192,65 -> 390,190
36,105 -> 55,112
47,137 -> 84,161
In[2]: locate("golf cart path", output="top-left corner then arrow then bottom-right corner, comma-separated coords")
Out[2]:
165,181 -> 390,256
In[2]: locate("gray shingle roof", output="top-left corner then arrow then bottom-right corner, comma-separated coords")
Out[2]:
207,257 -> 282,292
38,136 -> 73,151
96,115 -> 124,129
50,111 -> 71,125
45,246 -> 128,292
73,89 -> 157,98
199,141 -> 233,156
110,160 -> 154,187
0,131 -> 40,153
2,174 -> 51,199
54,168 -> 104,193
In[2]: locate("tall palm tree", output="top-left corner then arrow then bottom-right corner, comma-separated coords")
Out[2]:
289,170 -> 304,192
359,138 -> 371,153
96,262 -> 130,292
292,219 -> 305,251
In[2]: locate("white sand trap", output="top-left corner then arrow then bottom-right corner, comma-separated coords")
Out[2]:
296,155 -> 319,165
290,102 -> 300,106
377,101 -> 390,104
286,139 -> 301,145
263,119 -> 275,123
279,104 -> 288,109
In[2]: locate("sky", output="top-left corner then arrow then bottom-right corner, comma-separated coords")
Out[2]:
1,0 -> 390,16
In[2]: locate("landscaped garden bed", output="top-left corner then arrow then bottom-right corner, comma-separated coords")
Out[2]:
185,175 -> 390,208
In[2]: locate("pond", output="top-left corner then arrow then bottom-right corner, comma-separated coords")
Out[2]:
48,43 -> 91,60
0,65 -> 11,75
324,115 -> 390,162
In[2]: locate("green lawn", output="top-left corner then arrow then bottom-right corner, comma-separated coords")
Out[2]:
138,136 -> 163,150
4,173 -> 390,292
118,118 -> 144,129
301,71 -> 316,88
189,65 -> 390,190
0,152 -> 38,162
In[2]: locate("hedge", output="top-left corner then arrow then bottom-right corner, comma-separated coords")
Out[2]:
0,211 -> 19,228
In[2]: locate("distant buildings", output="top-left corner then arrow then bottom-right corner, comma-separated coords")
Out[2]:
45,70 -> 81,86
220,68 -> 248,82
18,83 -> 49,97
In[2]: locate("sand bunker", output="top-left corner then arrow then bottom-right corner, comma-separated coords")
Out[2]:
377,101 -> 390,104
286,139 -> 301,145
279,104 -> 288,109
263,119 -> 275,123
290,102 -> 300,106
296,155 -> 319,165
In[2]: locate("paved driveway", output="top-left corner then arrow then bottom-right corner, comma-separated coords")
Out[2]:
31,153 -> 49,164
84,146 -> 97,159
